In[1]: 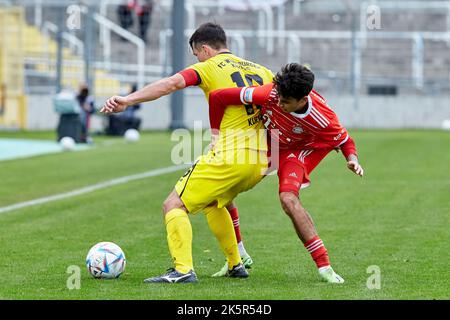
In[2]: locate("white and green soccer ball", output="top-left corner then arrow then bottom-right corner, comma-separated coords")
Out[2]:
124,129 -> 140,142
86,242 -> 126,279
60,136 -> 75,151
442,119 -> 450,131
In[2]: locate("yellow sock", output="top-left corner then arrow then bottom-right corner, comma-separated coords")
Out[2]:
165,208 -> 193,274
204,206 -> 241,270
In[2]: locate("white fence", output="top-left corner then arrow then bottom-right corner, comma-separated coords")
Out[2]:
26,92 -> 450,130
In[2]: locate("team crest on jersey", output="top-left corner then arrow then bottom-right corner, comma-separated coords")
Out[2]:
292,125 -> 303,134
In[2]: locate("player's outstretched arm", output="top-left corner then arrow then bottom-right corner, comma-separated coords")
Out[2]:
208,87 -> 244,130
346,154 -> 364,177
208,83 -> 274,130
100,73 -> 187,114
339,135 -> 364,177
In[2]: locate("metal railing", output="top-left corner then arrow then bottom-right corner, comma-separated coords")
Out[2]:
156,28 -> 450,91
97,0 -> 280,55
359,1 -> 450,46
24,56 -> 161,84
92,12 -> 145,89
42,20 -> 84,56
14,0 -> 450,95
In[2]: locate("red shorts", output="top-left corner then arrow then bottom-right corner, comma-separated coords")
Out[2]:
272,148 -> 332,196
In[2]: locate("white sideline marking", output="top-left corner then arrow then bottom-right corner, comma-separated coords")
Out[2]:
0,164 -> 189,215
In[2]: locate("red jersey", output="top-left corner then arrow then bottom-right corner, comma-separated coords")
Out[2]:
209,83 -> 356,156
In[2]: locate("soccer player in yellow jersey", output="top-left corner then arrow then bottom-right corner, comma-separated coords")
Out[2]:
101,23 -> 273,283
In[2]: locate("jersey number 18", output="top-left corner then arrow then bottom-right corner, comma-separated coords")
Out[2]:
230,72 -> 263,116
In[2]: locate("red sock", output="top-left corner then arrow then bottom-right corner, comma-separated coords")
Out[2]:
228,206 -> 242,243
304,236 -> 330,269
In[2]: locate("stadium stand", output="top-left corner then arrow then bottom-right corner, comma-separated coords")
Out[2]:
1,0 -> 449,130
18,0 -> 450,95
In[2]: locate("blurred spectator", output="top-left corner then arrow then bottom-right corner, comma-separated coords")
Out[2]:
135,0 -> 153,43
106,84 -> 142,136
117,0 -> 134,38
77,84 -> 95,144
54,87 -> 82,142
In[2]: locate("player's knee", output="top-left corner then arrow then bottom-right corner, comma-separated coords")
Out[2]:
226,202 -> 236,211
279,192 -> 301,216
162,193 -> 183,215
162,198 -> 173,215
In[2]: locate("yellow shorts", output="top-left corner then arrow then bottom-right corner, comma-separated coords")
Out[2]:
175,149 -> 268,214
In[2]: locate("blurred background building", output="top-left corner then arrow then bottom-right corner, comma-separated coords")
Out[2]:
1,0 -> 449,131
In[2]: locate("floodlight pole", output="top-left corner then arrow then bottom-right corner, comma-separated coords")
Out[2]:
349,4 -> 360,110
55,6 -> 64,93
84,5 -> 95,94
170,0 -> 185,129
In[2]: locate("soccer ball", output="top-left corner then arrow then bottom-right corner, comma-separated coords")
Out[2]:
442,119 -> 450,131
86,242 -> 126,279
60,136 -> 75,151
124,128 -> 140,142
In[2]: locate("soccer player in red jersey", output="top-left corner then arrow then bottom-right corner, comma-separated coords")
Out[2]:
208,63 -> 364,283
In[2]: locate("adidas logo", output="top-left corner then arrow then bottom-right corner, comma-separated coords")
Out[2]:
287,153 -> 296,158
289,172 -> 298,178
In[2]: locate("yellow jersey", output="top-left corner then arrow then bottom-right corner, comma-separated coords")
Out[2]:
187,53 -> 274,152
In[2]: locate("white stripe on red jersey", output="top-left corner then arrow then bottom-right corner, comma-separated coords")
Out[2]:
261,89 -> 348,150
299,150 -> 313,163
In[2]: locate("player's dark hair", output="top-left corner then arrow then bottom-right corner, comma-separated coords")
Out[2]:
273,63 -> 315,100
189,22 -> 227,50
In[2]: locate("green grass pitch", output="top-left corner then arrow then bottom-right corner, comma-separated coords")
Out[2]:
0,130 -> 449,299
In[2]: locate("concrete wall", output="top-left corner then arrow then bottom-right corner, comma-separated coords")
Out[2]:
26,92 -> 450,131
26,95 -> 108,131
327,95 -> 450,129
26,95 -> 59,130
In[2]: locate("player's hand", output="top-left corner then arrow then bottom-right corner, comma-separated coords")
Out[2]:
347,160 -> 364,177
100,95 -> 129,114
208,131 -> 220,151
